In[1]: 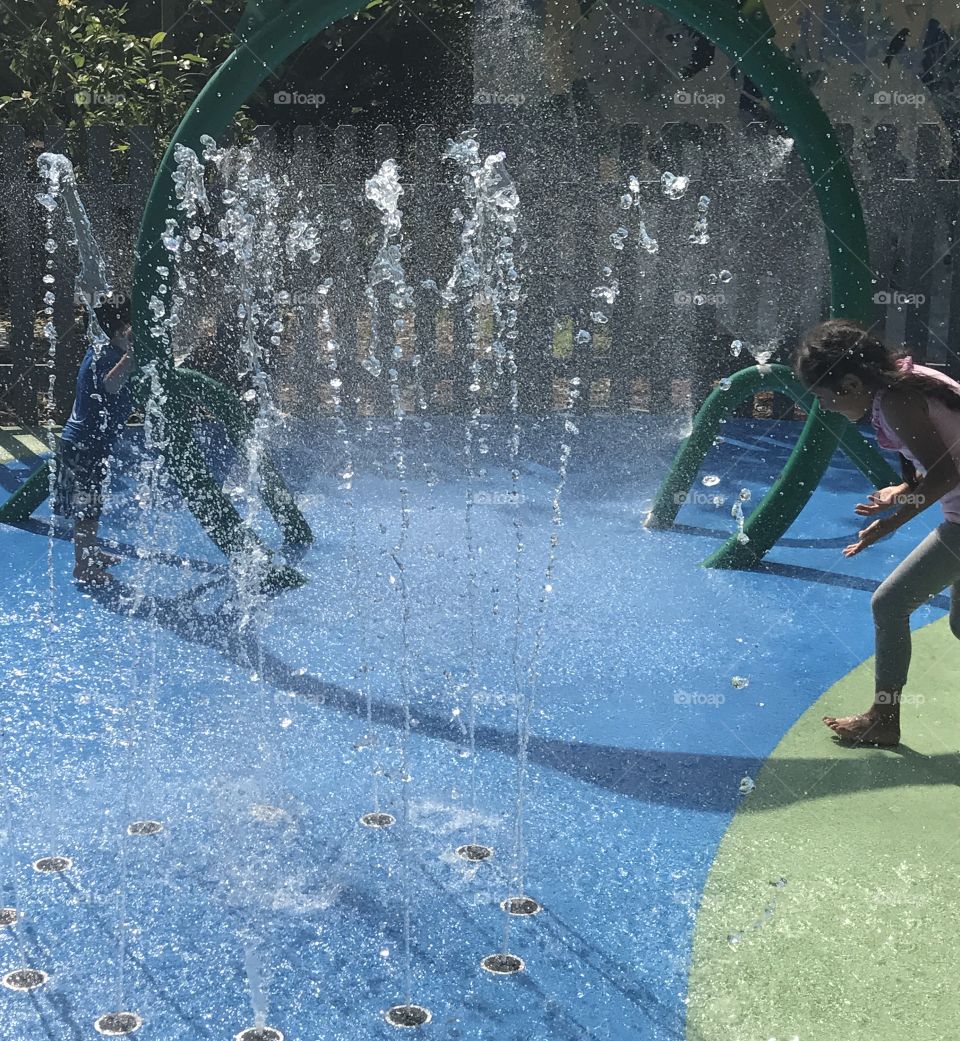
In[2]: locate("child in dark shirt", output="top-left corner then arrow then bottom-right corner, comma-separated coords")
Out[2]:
54,295 -> 135,585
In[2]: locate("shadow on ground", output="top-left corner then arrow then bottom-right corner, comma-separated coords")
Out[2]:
86,576 -> 960,817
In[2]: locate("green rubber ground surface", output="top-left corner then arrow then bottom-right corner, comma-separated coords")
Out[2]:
686,616 -> 960,1041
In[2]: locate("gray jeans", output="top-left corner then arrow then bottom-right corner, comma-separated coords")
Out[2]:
872,521 -> 960,693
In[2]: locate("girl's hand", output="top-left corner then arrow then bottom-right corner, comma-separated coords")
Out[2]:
854,484 -> 910,516
843,517 -> 896,557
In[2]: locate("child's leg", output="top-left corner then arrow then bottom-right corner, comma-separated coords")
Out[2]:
872,527 -> 956,694
950,576 -> 960,642
825,522 -> 960,743
71,455 -> 116,583
74,513 -> 98,569
73,512 -> 108,583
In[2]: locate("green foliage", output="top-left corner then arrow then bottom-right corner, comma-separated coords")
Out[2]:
0,0 -> 243,147
0,0 -> 473,148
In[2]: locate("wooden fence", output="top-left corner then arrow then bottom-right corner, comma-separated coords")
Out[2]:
1,118 -> 958,425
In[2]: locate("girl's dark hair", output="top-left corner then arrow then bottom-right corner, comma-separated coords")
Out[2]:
91,293 -> 131,338
795,318 -> 960,411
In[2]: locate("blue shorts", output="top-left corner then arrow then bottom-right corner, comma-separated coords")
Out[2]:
53,440 -> 111,521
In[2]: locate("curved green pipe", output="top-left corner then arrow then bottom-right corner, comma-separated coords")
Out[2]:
129,1 -> 368,584
640,0 -> 878,568
176,367 -> 313,547
133,0 -> 367,368
645,364 -> 897,567
0,460 -> 51,524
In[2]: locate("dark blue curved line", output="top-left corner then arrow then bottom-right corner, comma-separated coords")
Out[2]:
86,580 -> 956,818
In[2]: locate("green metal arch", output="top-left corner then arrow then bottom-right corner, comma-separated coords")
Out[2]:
645,363 -> 895,567
125,0 -> 889,573
638,0 -> 896,566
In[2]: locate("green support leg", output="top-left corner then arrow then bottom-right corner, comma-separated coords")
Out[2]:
176,367 -> 313,547
0,462 -> 52,524
645,365 -> 897,569
0,409 -> 307,593
155,392 -> 307,591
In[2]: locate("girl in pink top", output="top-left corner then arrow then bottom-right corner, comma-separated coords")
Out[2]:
795,318 -> 960,746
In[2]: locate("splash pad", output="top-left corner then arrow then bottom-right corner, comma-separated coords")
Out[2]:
1,2 -> 941,1041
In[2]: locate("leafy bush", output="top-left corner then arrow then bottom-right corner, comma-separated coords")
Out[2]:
0,1 -> 247,147
0,0 -> 473,149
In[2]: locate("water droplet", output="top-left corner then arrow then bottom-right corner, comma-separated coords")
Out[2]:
660,171 -> 690,199
638,222 -> 659,254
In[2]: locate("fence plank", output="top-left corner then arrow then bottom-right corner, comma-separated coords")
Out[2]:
126,125 -> 155,219
293,123 -> 319,167
0,124 -> 38,422
501,120 -> 550,414
903,125 -> 943,362
609,122 -> 645,410
407,124 -> 448,411
328,125 -> 366,417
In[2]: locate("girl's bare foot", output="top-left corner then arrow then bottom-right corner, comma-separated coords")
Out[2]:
822,706 -> 900,746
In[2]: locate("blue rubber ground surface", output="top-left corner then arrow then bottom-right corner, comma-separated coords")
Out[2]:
0,415 -> 946,1040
